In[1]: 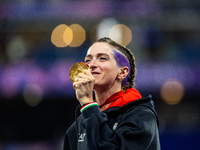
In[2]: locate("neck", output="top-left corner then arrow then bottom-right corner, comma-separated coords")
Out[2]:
100,103 -> 113,111
94,84 -> 121,107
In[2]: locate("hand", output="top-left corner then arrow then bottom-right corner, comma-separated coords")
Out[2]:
73,69 -> 95,105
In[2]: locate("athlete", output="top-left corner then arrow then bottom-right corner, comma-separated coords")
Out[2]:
63,37 -> 160,150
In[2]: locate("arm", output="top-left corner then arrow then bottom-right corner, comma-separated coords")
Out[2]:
81,104 -> 120,150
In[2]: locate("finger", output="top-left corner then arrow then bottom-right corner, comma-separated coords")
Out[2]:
78,79 -> 91,85
78,72 -> 89,79
73,79 -> 87,88
75,78 -> 79,82
82,69 -> 92,76
73,83 -> 78,90
78,71 -> 93,80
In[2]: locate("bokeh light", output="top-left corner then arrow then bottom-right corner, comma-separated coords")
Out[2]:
51,24 -> 85,47
6,35 -> 27,62
109,24 -> 132,46
63,26 -> 73,45
23,84 -> 43,107
51,24 -> 69,47
161,79 -> 184,105
68,24 -> 86,47
95,19 -> 132,46
96,18 -> 119,40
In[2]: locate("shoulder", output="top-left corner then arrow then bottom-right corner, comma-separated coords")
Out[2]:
136,105 -> 158,128
126,95 -> 159,126
120,103 -> 157,124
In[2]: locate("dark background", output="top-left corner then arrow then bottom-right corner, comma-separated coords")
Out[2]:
0,0 -> 200,149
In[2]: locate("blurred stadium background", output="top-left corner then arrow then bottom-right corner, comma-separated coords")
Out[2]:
0,0 -> 200,149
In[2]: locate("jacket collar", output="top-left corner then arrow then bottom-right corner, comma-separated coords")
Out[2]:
99,88 -> 142,111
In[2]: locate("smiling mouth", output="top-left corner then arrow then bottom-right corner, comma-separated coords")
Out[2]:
92,73 -> 100,76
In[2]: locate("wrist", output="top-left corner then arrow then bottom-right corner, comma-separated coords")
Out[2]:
80,102 -> 98,113
78,97 -> 93,106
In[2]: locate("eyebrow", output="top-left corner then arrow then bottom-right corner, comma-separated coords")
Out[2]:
85,53 -> 110,60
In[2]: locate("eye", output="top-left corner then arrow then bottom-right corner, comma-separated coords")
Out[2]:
100,57 -> 107,61
85,59 -> 91,64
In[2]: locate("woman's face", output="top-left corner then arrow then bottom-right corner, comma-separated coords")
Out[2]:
85,42 -> 120,89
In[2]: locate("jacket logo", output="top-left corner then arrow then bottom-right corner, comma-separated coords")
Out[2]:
78,133 -> 86,142
112,122 -> 118,130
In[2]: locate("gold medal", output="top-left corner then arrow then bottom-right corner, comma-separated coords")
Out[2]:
69,62 -> 89,83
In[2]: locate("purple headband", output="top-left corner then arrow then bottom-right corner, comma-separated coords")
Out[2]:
113,50 -> 130,86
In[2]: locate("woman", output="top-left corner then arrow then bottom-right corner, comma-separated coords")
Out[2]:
63,37 -> 160,150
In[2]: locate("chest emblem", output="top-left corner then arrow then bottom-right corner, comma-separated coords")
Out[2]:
112,122 -> 118,130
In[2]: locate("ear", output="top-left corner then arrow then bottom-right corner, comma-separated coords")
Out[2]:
117,66 -> 129,81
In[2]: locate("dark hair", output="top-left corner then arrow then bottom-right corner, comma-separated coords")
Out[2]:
97,37 -> 136,90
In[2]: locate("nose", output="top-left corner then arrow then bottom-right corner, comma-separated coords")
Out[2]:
88,59 -> 97,70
